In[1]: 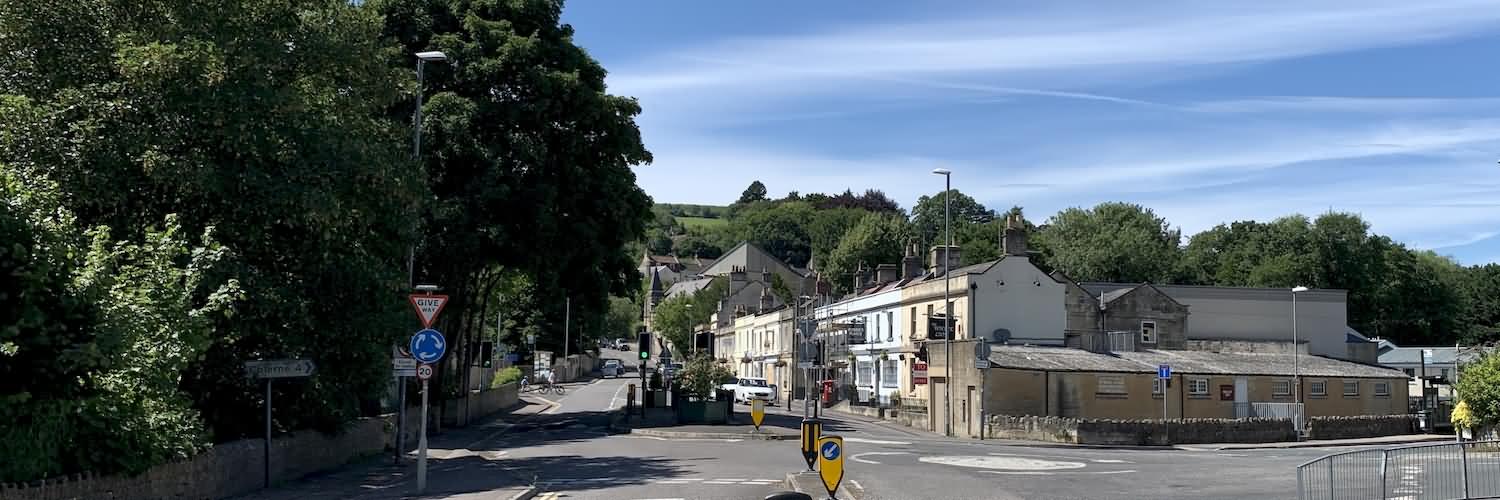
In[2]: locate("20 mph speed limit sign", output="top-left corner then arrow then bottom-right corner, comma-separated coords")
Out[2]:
416,364 -> 434,380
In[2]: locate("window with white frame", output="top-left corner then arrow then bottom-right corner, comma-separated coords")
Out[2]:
1152,378 -> 1165,395
1141,321 -> 1157,344
1188,378 -> 1209,395
1343,381 -> 1359,396
856,360 -> 874,386
1374,382 -> 1390,397
1097,375 -> 1127,395
881,361 -> 898,388
1310,381 -> 1327,397
1272,380 -> 1291,396
887,311 -> 895,342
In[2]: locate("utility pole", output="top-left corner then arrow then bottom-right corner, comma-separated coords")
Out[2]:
564,296 -> 571,360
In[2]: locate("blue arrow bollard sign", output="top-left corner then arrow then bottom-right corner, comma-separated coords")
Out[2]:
410,329 -> 447,364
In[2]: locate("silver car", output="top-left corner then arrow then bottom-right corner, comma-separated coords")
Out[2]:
601,359 -> 623,378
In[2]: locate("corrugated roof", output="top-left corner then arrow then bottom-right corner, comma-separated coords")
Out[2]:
985,346 -> 1405,379
1379,346 -> 1459,365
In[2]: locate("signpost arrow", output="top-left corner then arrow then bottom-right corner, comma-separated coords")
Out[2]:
242,359 -> 315,489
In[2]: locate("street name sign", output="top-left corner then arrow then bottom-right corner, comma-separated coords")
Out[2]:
244,359 -> 316,379
409,294 -> 449,328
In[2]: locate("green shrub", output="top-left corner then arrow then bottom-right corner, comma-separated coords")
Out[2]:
1457,352 -> 1500,427
491,367 -> 523,389
679,353 -> 736,399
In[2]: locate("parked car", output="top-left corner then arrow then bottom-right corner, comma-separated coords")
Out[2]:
601,359 -> 622,378
722,377 -> 775,405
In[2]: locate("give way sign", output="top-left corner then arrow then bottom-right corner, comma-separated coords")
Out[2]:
409,294 -> 449,328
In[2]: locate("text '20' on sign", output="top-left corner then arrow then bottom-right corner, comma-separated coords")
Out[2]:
409,294 -> 449,328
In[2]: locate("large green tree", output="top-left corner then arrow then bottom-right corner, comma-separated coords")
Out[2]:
1035,202 -> 1181,283
1,0 -> 419,441
909,189 -> 989,249
824,213 -> 912,294
726,201 -> 816,267
375,0 -> 653,393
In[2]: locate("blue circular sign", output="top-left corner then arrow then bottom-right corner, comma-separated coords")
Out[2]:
821,441 -> 840,460
410,329 -> 447,364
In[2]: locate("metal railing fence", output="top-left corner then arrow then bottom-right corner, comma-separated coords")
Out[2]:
1298,440 -> 1500,500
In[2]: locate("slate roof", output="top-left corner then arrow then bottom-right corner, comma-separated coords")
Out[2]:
663,277 -> 715,299
986,345 -> 1406,379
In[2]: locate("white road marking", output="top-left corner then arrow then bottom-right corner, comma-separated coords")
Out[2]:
716,478 -> 745,481
844,437 -> 913,445
981,469 -> 1138,476
922,455 -> 1087,471
623,435 -> 743,442
609,382 -> 628,411
703,480 -> 735,484
1089,459 -> 1131,464
852,451 -> 912,464
850,479 -> 864,490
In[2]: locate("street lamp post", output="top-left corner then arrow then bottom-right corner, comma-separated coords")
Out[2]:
1292,286 -> 1308,435
932,167 -> 953,437
413,51 -> 448,160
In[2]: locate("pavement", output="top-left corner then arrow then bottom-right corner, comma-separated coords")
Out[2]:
240,349 -> 1475,500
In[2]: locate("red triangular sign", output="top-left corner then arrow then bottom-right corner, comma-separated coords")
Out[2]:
409,294 -> 449,328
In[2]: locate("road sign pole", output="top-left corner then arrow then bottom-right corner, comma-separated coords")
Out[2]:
417,379 -> 429,493
264,378 -> 272,489
395,375 -> 406,464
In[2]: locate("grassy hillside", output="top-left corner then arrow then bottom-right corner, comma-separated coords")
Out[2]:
657,203 -> 728,219
677,216 -> 728,230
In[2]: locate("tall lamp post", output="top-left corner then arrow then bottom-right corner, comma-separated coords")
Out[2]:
1291,286 -> 1308,425
932,167 -> 953,436
413,51 -> 448,160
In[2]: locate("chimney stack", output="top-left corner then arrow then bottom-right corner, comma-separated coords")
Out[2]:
901,242 -> 923,279
929,245 -> 961,273
1003,212 -> 1029,257
851,263 -> 869,294
730,265 -> 746,282
761,268 -> 772,284
759,286 -> 774,313
875,263 -> 899,285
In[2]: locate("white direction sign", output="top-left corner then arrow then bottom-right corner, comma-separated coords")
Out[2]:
244,359 -> 316,379
393,357 -> 417,370
409,294 -> 450,328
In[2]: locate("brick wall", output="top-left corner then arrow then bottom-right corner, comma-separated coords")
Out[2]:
985,414 -> 1296,445
1,384 -> 522,500
1306,415 -> 1415,440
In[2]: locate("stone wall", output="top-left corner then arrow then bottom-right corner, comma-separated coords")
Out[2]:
984,414 -> 1297,446
0,417 -> 388,500
1306,415 -> 1415,440
0,384 -> 523,500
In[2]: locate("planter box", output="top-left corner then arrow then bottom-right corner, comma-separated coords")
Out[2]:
674,398 -> 732,424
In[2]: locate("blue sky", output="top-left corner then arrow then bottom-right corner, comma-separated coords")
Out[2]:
561,1 -> 1500,265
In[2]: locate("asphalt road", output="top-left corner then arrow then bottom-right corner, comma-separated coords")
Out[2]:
456,349 -> 1399,500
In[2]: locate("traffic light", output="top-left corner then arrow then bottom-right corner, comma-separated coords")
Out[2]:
638,331 -> 651,360
813,340 -> 825,366
479,341 -> 493,368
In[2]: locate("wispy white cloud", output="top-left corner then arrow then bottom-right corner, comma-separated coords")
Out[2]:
609,0 -> 1500,106
1187,96 -> 1500,114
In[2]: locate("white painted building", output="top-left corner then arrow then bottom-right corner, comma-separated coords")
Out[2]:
815,286 -> 905,405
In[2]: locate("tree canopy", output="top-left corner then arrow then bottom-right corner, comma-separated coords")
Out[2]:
1034,202 -> 1181,283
